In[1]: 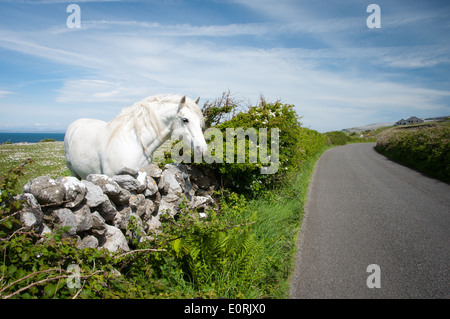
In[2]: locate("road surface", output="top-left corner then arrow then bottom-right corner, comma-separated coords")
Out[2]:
290,143 -> 450,298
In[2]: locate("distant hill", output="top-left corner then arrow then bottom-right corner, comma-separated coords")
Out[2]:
341,122 -> 394,133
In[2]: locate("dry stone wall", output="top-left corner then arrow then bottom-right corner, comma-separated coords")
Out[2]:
17,163 -> 218,252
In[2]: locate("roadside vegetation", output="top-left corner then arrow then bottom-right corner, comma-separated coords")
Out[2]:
324,130 -> 376,145
1,92 -> 372,299
375,121 -> 450,183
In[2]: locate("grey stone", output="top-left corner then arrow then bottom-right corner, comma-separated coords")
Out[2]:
57,176 -> 86,208
157,193 -> 183,218
139,199 -> 155,222
140,163 -> 162,179
102,225 -> 130,252
40,223 -> 52,236
16,193 -> 43,232
23,176 -> 65,206
158,164 -> 185,195
191,195 -> 213,210
90,211 -> 107,237
129,194 -> 145,210
144,175 -> 159,197
130,194 -> 155,221
117,167 -> 139,178
51,208 -> 77,237
112,174 -> 145,193
114,206 -> 131,231
86,174 -> 130,206
81,180 -> 106,208
72,204 -> 92,233
97,195 -> 117,223
78,235 -> 99,249
113,188 -> 132,206
136,171 -> 147,188
146,215 -> 161,233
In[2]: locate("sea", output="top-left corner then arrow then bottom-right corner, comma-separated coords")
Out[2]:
0,133 -> 65,144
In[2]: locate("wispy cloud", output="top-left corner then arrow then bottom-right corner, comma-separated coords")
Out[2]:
56,79 -> 149,103
0,90 -> 14,98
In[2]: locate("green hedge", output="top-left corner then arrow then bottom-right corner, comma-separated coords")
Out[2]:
375,124 -> 450,183
324,131 -> 350,145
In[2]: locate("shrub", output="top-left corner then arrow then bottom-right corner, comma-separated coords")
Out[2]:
324,131 -> 350,145
376,124 -> 450,182
199,95 -> 325,196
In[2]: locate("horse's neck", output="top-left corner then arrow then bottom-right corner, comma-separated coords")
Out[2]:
157,103 -> 179,129
139,102 -> 179,155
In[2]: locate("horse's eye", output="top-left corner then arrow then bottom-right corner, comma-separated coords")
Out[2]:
182,118 -> 189,124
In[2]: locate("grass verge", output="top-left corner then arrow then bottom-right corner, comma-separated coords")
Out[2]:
243,146 -> 328,298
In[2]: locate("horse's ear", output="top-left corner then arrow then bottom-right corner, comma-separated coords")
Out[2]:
194,97 -> 200,104
180,95 -> 186,105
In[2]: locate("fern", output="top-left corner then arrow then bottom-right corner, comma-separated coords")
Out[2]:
168,202 -> 264,297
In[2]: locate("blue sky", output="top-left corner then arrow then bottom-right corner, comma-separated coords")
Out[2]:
0,0 -> 449,132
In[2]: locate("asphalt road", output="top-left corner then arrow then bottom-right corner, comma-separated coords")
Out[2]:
290,143 -> 450,298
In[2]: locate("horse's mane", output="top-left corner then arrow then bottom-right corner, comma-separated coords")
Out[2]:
107,94 -> 203,154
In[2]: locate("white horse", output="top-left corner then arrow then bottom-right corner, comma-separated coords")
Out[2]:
64,94 -> 207,179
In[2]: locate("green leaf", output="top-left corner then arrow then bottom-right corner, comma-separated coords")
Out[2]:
21,251 -> 31,262
44,283 -> 57,297
3,219 -> 13,229
30,285 -> 39,295
7,264 -> 17,276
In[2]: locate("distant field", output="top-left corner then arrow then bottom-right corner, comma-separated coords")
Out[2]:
0,139 -> 173,193
0,141 -> 69,192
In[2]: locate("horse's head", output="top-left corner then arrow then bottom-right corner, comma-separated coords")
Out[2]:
172,96 -> 208,157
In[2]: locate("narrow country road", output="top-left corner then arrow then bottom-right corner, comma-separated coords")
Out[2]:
290,143 -> 450,298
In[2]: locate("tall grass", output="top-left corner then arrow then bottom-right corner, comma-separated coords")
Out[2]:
242,147 -> 327,297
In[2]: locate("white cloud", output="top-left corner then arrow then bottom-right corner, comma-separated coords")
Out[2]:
0,29 -> 99,69
56,79 -> 148,104
0,90 -> 14,98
